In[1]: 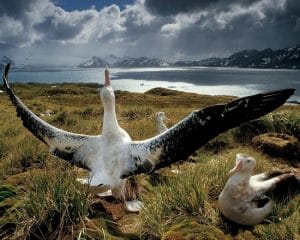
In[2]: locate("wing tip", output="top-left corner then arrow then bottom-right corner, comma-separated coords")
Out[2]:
280,88 -> 295,97
3,63 -> 11,88
274,88 -> 295,103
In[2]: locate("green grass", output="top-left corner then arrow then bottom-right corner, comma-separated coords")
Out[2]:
24,168 -> 90,239
140,164 -> 217,238
233,112 -> 300,144
0,83 -> 299,239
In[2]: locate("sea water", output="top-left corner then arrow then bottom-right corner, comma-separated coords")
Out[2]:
8,67 -> 300,102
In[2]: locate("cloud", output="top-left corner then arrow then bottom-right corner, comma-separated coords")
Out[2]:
0,0 -> 299,64
0,0 -> 125,46
157,0 -> 300,58
122,0 -> 155,26
144,0 -> 260,16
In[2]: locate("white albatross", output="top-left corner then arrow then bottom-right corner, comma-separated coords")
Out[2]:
2,63 -> 295,202
218,154 -> 297,225
155,111 -> 169,134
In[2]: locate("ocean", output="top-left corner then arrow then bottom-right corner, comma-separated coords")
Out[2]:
8,67 -> 300,102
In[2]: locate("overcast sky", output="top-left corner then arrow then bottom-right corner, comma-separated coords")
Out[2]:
0,0 -> 299,65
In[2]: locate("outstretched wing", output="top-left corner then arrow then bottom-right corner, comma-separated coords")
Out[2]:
123,88 -> 295,177
2,63 -> 98,168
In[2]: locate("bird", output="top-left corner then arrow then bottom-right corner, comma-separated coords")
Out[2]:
218,153 -> 298,225
2,63 -> 295,202
154,111 -> 196,171
155,111 -> 169,134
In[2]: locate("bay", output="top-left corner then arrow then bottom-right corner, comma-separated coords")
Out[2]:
8,67 -> 300,102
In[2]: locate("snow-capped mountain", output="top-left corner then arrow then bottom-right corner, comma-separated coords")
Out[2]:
76,45 -> 300,69
77,56 -> 166,68
173,46 -> 300,69
113,57 -> 165,67
105,54 -> 122,66
77,56 -> 109,68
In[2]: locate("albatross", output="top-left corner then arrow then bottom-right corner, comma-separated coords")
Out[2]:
2,63 -> 295,201
218,154 -> 298,225
155,111 -> 169,134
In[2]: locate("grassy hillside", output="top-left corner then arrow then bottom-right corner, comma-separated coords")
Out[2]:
0,83 -> 299,239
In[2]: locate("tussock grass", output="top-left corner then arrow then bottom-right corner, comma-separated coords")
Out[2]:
254,196 -> 300,240
141,159 -> 222,238
233,112 -> 300,143
0,138 -> 8,159
0,137 -> 47,179
24,169 -> 90,239
0,83 -> 299,239
140,146 -> 295,239
121,106 -> 153,120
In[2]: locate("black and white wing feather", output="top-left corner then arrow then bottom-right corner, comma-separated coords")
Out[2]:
2,63 -> 97,168
123,88 -> 295,177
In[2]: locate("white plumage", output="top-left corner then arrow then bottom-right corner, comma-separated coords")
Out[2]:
218,153 -> 296,225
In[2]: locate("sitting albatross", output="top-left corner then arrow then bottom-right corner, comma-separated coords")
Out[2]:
2,63 -> 295,201
218,154 -> 298,225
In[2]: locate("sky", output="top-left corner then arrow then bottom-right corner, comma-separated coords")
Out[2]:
0,0 -> 300,65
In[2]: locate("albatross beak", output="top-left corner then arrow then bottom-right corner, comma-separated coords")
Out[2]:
229,161 -> 243,176
104,69 -> 110,86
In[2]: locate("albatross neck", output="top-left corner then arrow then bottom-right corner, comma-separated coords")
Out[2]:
230,171 -> 251,184
102,101 -> 120,135
156,118 -> 167,133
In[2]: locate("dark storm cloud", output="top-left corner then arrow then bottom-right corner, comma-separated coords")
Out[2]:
0,0 -> 299,64
33,11 -> 94,40
144,0 -> 259,16
284,0 -> 300,16
155,0 -> 300,59
0,0 -> 38,18
34,17 -> 83,40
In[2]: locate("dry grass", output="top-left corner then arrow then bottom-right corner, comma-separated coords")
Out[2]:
0,83 -> 299,239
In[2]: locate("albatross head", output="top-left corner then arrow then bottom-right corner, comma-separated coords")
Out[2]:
155,112 -> 168,122
100,69 -> 115,107
229,153 -> 256,176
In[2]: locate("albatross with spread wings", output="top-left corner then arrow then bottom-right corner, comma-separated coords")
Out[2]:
2,63 -> 295,200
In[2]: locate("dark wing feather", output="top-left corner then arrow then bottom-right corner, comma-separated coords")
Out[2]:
2,63 -> 97,167
123,88 -> 295,177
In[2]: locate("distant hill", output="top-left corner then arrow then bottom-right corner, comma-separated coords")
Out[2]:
77,56 -> 167,68
77,56 -> 109,68
114,57 -> 165,67
173,46 -> 300,69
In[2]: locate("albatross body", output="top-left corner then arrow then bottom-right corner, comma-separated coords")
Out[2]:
2,63 -> 295,201
218,154 -> 296,225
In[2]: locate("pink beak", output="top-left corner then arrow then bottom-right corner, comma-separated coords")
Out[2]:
104,69 -> 110,86
229,161 -> 243,176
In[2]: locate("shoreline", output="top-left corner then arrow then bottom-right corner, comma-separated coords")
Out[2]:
1,82 -> 299,105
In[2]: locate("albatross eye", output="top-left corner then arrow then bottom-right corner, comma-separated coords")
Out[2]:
247,160 -> 251,163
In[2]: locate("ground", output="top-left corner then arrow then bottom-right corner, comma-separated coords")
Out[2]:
0,83 -> 299,239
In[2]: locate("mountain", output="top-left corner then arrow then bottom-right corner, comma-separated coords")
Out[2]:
0,56 -> 14,68
113,57 -> 165,67
173,57 -> 222,67
77,46 -> 300,69
77,56 -> 166,68
105,54 -> 122,66
173,46 -> 300,69
77,56 -> 109,68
